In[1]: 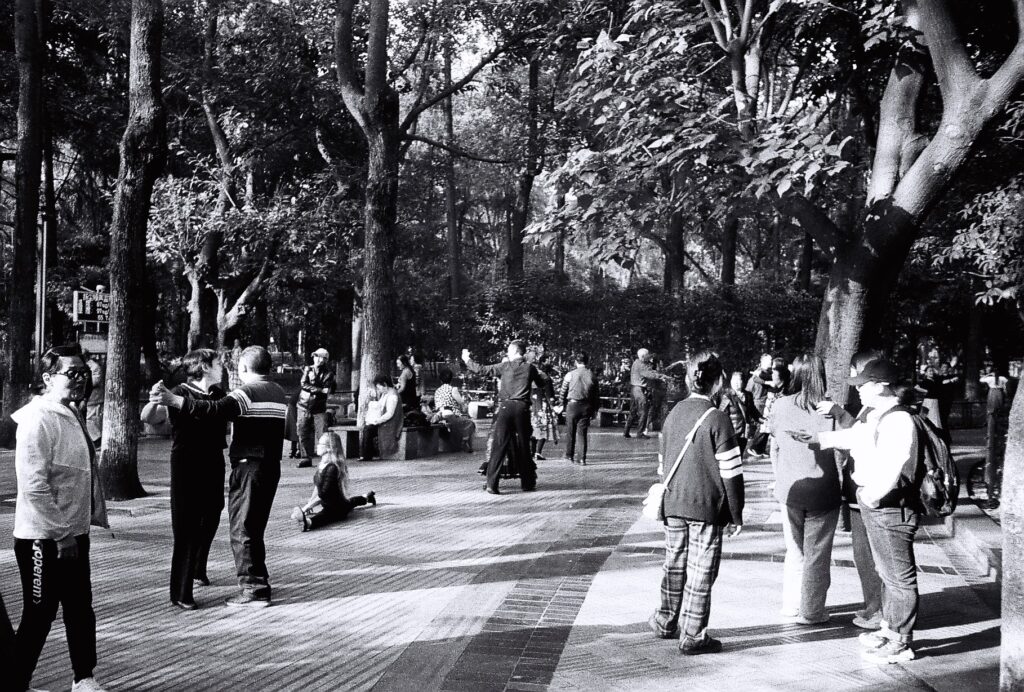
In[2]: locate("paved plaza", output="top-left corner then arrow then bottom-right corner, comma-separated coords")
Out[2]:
0,426 -> 1001,691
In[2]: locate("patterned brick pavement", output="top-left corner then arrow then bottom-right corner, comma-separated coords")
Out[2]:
0,427 -> 1001,691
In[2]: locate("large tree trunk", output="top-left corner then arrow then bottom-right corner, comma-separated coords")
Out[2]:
720,216 -> 738,285
664,206 -> 686,354
442,45 -> 461,301
3,0 -> 44,447
101,0 -> 166,500
964,304 -> 983,401
797,231 -> 813,291
1003,381 -> 1024,690
507,58 -> 541,282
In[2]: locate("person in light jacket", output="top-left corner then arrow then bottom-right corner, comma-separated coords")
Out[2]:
11,345 -> 109,692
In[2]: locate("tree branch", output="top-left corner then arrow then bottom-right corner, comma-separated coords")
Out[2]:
404,134 -> 514,164
701,0 -> 729,49
772,193 -> 847,256
983,0 -> 1024,112
913,0 -> 979,105
363,0 -> 390,100
335,0 -> 366,129
682,248 -> 716,284
396,19 -> 430,77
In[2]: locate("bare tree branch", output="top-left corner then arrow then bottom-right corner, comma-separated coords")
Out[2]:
396,19 -> 430,77
772,193 -> 847,256
404,134 -> 515,164
335,0 -> 367,129
913,0 -> 979,105
364,0 -> 390,100
701,0 -> 729,49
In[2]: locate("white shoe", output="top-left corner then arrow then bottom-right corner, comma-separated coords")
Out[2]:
72,678 -> 108,692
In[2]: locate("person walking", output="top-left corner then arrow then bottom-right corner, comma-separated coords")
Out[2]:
648,351 -> 744,655
296,347 -> 336,468
141,348 -> 228,610
151,346 -> 287,608
768,354 -> 841,625
561,351 -> 600,465
793,359 -> 921,664
291,432 -> 376,531
463,341 -> 548,494
624,348 -> 665,439
11,345 -> 110,692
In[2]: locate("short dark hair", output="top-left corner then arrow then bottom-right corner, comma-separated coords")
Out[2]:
240,346 -> 272,375
398,354 -> 411,368
372,373 -> 392,387
574,351 -> 589,365
686,350 -> 723,396
851,348 -> 884,372
182,348 -> 219,380
40,345 -> 84,376
438,368 -> 454,384
508,340 -> 526,356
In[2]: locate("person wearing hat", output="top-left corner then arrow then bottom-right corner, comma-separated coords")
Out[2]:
296,348 -> 336,468
789,358 -> 920,665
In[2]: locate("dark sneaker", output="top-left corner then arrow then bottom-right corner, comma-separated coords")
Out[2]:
296,458 -> 312,468
861,639 -> 915,664
534,453 -> 546,460
485,486 -> 500,495
648,613 -> 680,639
680,637 -> 722,655
171,598 -> 198,611
225,591 -> 271,608
194,575 -> 211,587
623,432 -> 632,438
366,491 -> 376,506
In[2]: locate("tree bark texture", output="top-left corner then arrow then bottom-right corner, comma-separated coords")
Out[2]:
3,0 -> 44,446
720,216 -> 738,285
1003,383 -> 1024,690
443,45 -> 462,301
101,0 -> 166,499
507,58 -> 541,282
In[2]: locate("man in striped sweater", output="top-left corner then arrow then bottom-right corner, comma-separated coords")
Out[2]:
649,351 -> 744,655
152,346 -> 288,607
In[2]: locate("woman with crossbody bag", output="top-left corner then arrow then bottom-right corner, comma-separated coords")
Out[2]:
648,351 -> 744,655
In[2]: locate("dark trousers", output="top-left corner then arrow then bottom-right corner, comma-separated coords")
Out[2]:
985,411 -> 1008,493
486,400 -> 535,491
565,401 -> 593,462
170,462 -> 225,603
360,424 -> 380,459
228,458 -> 281,594
307,496 -> 368,531
625,386 -> 649,434
860,505 -> 919,641
849,505 -> 882,617
0,588 -> 14,676
13,535 -> 96,690
297,408 -> 327,459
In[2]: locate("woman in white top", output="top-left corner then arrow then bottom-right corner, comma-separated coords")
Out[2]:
360,374 -> 401,459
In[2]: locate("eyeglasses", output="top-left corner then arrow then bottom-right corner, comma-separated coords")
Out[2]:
55,369 -> 91,381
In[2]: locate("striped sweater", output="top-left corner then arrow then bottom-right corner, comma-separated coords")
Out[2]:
180,378 -> 288,463
659,395 -> 744,525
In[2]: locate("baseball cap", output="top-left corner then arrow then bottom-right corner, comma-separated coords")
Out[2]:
313,348 -> 329,358
847,359 -> 899,386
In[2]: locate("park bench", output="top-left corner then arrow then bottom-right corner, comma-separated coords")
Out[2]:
329,422 -> 447,460
595,395 -> 629,427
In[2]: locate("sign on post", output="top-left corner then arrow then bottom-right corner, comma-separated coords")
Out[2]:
73,289 -> 110,335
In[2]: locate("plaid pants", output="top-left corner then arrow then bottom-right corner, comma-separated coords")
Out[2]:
652,518 -> 723,646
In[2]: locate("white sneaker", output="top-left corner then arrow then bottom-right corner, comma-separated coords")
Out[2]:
72,678 -> 107,692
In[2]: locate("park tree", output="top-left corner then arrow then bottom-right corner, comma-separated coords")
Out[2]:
101,0 -> 166,499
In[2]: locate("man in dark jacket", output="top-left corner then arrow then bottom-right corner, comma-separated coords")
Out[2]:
296,347 -> 336,468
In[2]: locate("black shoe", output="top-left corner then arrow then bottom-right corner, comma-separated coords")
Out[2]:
193,576 -> 211,587
296,458 -> 312,468
225,591 -> 271,608
680,637 -> 723,655
171,599 -> 198,611
366,491 -> 376,506
623,432 -> 632,438
485,486 -> 500,495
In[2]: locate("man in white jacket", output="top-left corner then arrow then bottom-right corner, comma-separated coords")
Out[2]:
790,359 -> 920,665
10,345 -> 109,692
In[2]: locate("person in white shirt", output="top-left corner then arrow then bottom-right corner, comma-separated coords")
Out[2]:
789,359 -> 920,665
360,374 -> 401,460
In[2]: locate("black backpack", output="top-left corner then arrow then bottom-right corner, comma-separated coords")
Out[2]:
880,407 -> 960,517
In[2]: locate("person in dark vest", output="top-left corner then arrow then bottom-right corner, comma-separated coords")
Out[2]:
295,347 -> 336,468
151,346 -> 287,608
11,346 -> 110,692
462,341 -> 548,494
141,348 -> 228,610
560,351 -> 600,465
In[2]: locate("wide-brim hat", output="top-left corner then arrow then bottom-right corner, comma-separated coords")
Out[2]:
848,358 -> 899,386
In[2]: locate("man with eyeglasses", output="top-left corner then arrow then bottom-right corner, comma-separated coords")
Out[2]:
10,345 -> 109,692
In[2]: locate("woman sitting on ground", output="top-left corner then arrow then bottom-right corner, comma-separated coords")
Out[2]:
360,374 -> 401,460
292,432 -> 376,531
432,368 -> 476,452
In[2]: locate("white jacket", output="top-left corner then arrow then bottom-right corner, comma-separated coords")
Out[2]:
11,397 -> 97,540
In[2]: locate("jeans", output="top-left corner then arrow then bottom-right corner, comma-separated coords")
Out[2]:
13,535 -> 96,690
297,408 -> 328,459
849,505 -> 882,617
360,424 -> 380,459
781,504 -> 839,620
860,504 -> 919,640
652,518 -> 723,647
625,386 -> 649,434
486,400 -> 535,491
169,460 -> 224,603
564,401 -> 593,462
228,458 -> 281,594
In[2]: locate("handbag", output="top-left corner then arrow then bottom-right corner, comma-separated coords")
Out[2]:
641,408 -> 716,522
298,389 -> 313,407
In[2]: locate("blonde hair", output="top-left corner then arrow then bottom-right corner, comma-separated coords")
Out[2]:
317,432 -> 349,479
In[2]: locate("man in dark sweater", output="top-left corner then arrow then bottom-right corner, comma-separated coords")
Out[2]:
152,346 -> 288,608
463,341 -> 548,494
649,351 -> 743,655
